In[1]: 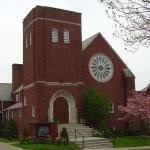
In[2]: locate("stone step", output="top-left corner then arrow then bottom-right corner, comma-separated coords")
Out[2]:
58,124 -> 113,149
77,143 -> 113,149
58,124 -> 94,138
58,128 -> 92,132
70,137 -> 113,149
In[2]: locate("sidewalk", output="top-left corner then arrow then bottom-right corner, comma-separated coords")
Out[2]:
0,142 -> 24,150
1,142 -> 150,150
84,146 -> 150,150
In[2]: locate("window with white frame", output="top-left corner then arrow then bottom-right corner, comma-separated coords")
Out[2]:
24,96 -> 27,106
29,32 -> 32,46
19,109 -> 22,118
26,37 -> 28,48
18,92 -> 21,101
64,29 -> 70,43
52,28 -> 58,42
16,94 -> 19,101
110,103 -> 115,113
32,106 -> 35,118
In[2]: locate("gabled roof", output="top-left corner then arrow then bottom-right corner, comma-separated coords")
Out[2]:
0,83 -> 12,101
82,32 -> 135,78
142,83 -> 150,92
5,102 -> 22,111
82,33 -> 99,51
13,84 -> 23,94
123,68 -> 135,78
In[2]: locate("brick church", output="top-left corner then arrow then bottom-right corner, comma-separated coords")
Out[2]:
3,6 -> 135,135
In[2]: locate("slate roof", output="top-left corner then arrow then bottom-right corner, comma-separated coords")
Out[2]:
82,33 -> 99,51
82,32 -> 135,78
123,68 -> 135,78
0,83 -> 12,101
13,84 -> 23,94
142,83 -> 150,92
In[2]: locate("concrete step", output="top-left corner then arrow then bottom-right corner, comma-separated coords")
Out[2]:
58,124 -> 113,149
72,137 -> 113,149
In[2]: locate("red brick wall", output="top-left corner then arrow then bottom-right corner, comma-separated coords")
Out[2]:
10,6 -> 136,133
12,64 -> 23,91
23,6 -> 82,86
21,5 -> 83,129
81,34 -> 135,129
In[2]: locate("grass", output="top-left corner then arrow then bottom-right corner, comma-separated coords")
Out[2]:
13,143 -> 80,150
0,138 -> 13,143
111,136 -> 150,147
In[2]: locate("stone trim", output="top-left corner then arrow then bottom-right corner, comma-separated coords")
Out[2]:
24,17 -> 81,31
23,81 -> 85,90
49,90 -> 78,123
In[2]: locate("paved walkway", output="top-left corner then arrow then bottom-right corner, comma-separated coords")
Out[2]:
0,142 -> 150,150
84,146 -> 150,150
0,142 -> 24,150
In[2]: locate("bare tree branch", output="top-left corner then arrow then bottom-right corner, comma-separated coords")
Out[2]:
100,0 -> 150,51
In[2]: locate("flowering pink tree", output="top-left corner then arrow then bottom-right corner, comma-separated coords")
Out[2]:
118,93 -> 150,132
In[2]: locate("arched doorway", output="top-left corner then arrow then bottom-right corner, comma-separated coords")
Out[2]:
49,90 -> 77,123
53,97 -> 69,123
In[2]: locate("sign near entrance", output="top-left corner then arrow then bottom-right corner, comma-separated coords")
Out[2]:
37,123 -> 50,136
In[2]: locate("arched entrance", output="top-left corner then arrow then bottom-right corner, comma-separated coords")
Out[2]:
49,90 -> 77,123
53,97 -> 69,123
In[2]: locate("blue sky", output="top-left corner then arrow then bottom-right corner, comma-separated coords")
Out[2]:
0,0 -> 149,90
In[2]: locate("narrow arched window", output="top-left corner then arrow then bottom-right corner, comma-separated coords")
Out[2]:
52,28 -> 58,42
64,29 -> 70,44
29,32 -> 32,46
26,37 -> 28,48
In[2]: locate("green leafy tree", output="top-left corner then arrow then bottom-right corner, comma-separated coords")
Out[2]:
84,88 -> 112,127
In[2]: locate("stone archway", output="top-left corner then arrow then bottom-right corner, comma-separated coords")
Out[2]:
49,90 -> 77,123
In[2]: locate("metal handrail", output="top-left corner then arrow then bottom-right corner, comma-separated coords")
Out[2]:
74,128 -> 85,148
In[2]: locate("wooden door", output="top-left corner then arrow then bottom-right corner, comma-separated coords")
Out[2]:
53,97 -> 69,123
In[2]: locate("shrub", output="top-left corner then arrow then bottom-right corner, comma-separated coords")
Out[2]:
19,128 -> 30,143
6,119 -> 18,139
84,88 -> 111,127
0,121 -> 4,129
60,126 -> 69,144
21,128 -> 28,138
0,129 -> 8,138
99,120 -> 111,138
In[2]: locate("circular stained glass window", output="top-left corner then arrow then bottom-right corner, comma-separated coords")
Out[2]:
89,53 -> 114,82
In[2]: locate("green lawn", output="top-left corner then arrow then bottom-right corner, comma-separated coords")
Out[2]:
14,143 -> 80,150
0,138 -> 14,143
111,136 -> 150,147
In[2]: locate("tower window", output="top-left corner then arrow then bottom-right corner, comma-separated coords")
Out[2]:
26,37 -> 28,48
64,29 -> 70,43
32,106 -> 35,118
24,96 -> 27,106
29,32 -> 32,46
52,28 -> 58,42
